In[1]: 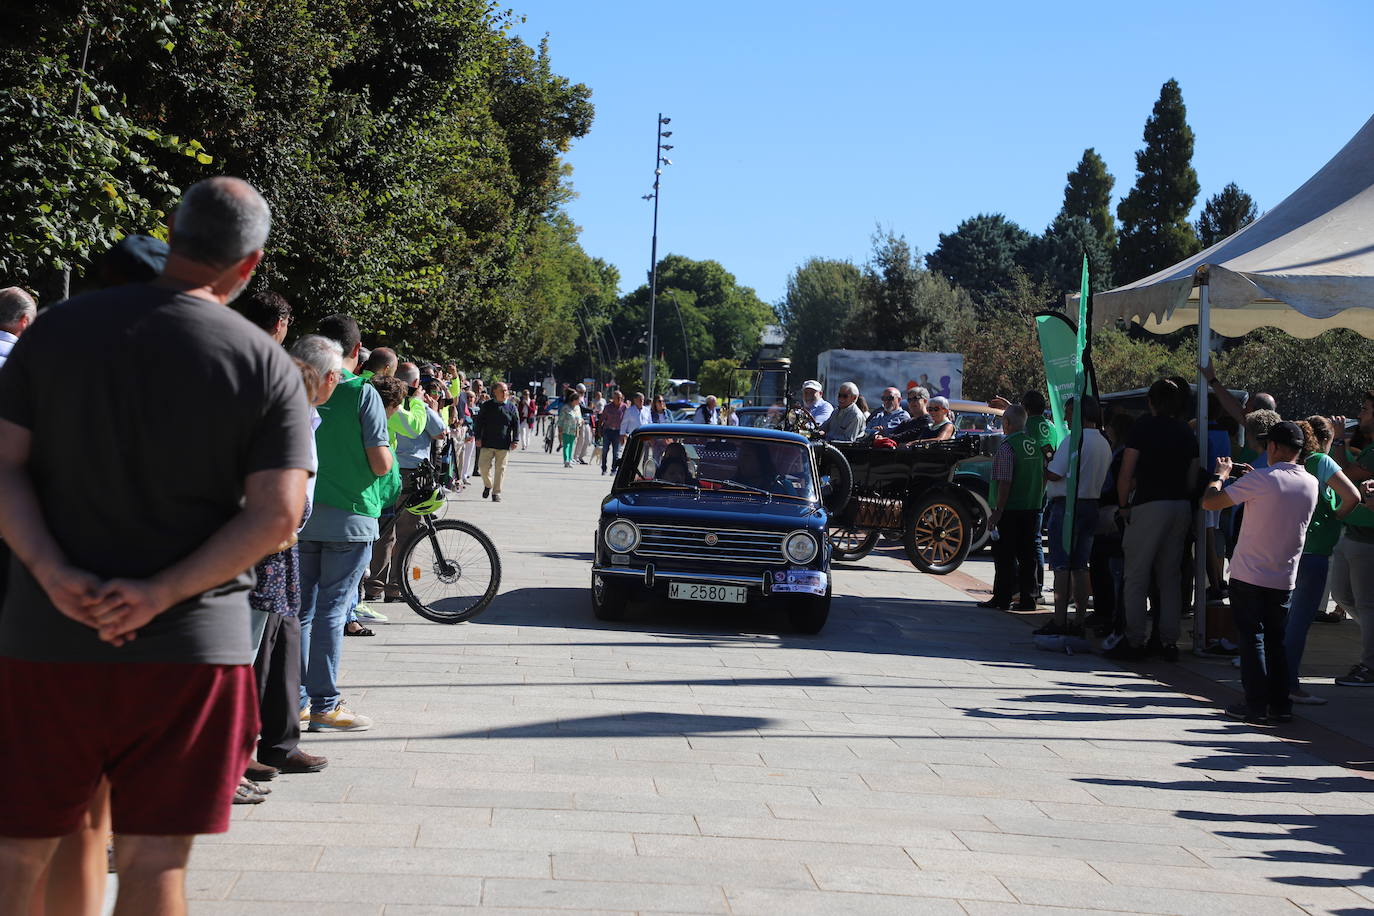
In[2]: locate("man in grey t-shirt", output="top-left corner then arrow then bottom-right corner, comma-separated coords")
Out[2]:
0,177 -> 312,912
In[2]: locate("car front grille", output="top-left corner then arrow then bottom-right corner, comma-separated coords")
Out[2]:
635,524 -> 785,564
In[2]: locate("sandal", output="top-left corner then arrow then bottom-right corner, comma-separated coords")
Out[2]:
1315,610 -> 1345,623
344,622 -> 374,637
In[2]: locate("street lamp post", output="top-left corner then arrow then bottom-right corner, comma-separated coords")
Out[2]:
641,113 -> 673,394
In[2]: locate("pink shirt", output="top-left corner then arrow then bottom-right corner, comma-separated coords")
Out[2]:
1225,461 -> 1318,590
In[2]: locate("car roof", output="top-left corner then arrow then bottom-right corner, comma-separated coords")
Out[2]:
629,422 -> 811,445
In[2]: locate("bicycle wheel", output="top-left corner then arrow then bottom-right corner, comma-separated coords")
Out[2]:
397,519 -> 501,623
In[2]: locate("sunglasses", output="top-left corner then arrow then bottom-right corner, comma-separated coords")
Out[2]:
881,395 -> 897,402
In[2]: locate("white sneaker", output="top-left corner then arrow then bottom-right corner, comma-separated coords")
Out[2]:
308,702 -> 373,732
1289,691 -> 1328,705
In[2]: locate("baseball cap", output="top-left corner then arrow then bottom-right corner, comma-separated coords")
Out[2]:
101,234 -> 168,283
801,379 -> 822,392
1265,420 -> 1304,450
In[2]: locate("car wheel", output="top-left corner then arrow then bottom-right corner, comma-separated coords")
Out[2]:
788,589 -> 831,635
903,490 -> 973,575
827,526 -> 878,562
591,572 -> 630,621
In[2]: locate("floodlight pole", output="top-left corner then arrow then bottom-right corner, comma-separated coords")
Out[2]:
643,113 -> 671,394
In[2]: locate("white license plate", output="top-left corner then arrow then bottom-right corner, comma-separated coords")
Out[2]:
668,582 -> 748,604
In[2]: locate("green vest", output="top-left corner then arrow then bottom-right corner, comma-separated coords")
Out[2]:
991,431 -> 1045,511
314,372 -> 399,518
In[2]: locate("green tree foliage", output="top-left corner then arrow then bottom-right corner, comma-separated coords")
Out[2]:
1115,78 -> 1202,285
610,255 -> 774,376
0,3 -> 210,296
1091,325 -> 1199,394
1215,328 -> 1374,418
610,356 -> 670,397
1060,148 -> 1116,253
696,357 -> 752,402
847,230 -> 975,351
1025,214 -> 1113,296
0,0 -> 595,363
1196,182 -> 1259,248
925,214 -> 1033,303
955,269 -> 1051,402
776,258 -> 862,378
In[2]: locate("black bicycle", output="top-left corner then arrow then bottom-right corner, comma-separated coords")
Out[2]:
379,460 -> 501,624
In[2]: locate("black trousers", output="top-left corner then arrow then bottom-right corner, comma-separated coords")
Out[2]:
992,509 -> 1040,604
253,613 -> 302,762
1230,578 -> 1293,718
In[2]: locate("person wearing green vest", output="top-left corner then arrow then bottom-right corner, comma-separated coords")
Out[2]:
296,315 -> 394,733
1328,392 -> 1374,687
1284,416 -> 1361,703
979,405 -> 1043,611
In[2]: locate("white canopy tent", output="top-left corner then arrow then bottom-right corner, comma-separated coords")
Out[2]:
1094,113 -> 1374,337
1086,113 -> 1374,646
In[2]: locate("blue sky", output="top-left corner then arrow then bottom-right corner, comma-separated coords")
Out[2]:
513,1 -> 1374,305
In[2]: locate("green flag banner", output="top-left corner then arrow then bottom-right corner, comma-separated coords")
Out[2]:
1035,311 -> 1079,444
1063,257 -> 1090,554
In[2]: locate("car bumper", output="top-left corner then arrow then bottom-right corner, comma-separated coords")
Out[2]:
593,564 -> 774,591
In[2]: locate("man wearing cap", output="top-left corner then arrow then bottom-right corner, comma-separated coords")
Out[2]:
801,380 -> 832,426
865,386 -> 910,433
1202,420 -> 1318,724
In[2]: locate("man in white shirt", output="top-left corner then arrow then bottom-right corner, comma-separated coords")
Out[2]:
0,288 -> 37,372
801,380 -> 833,426
1038,396 -> 1114,636
619,392 -> 651,438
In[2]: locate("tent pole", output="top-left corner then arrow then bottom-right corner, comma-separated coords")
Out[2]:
1194,279 -> 1211,652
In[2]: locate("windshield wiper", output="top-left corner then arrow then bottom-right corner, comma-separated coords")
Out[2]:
696,477 -> 774,501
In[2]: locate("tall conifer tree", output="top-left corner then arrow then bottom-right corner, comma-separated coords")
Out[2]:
1196,183 -> 1259,247
1114,79 -> 1202,283
1060,148 -> 1116,254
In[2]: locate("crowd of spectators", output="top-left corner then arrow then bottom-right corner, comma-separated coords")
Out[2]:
974,371 -> 1374,724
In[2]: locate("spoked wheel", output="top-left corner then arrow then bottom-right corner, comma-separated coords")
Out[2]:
827,526 -> 878,562
903,492 -> 972,575
398,519 -> 501,623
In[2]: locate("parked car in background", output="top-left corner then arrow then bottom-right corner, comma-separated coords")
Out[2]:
592,424 -> 842,633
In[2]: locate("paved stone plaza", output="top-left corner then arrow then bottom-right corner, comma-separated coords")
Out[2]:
182,448 -> 1374,914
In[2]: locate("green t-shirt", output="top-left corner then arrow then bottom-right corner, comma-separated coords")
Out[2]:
1026,414 -> 1062,458
1341,447 -> 1374,543
1302,453 -> 1343,556
991,431 -> 1046,511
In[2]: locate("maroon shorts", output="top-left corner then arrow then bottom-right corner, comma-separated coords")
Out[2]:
0,658 -> 258,837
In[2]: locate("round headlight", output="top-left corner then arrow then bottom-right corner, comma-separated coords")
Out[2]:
784,530 -> 818,564
605,520 -> 640,553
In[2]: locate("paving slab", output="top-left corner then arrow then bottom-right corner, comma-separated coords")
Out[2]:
172,448 -> 1374,914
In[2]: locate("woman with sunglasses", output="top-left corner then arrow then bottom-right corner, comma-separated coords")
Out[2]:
926,396 -> 956,441
649,394 -> 671,424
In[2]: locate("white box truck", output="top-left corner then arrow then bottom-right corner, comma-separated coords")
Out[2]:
815,349 -> 964,407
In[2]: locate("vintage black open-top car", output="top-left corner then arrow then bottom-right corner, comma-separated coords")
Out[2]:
824,436 -> 980,574
591,424 -> 841,633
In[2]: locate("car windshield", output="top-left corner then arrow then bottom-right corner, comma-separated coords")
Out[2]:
628,435 -> 816,501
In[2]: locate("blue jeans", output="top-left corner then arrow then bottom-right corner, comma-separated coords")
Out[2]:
601,429 -> 623,473
298,540 -> 373,714
1285,553 -> 1330,691
1230,577 -> 1293,718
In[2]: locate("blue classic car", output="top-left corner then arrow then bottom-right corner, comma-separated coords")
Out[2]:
591,424 -> 836,633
